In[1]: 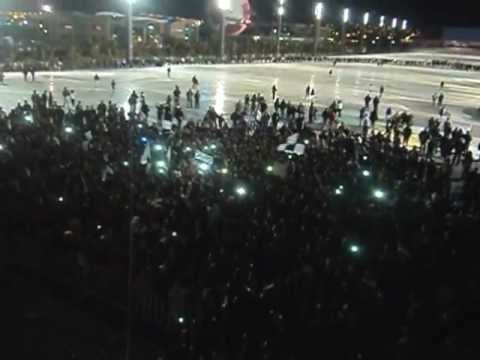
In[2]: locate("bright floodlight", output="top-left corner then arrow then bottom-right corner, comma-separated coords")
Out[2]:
278,6 -> 285,16
266,165 -> 274,173
41,4 -> 53,13
156,160 -> 167,168
350,245 -> 360,253
363,12 -> 370,26
391,18 -> 398,29
314,3 -> 324,21
0,144 -> 4,151
373,189 -> 386,199
218,0 -> 231,11
235,186 -> 247,197
65,126 -> 73,134
362,170 -> 371,177
401,19 -> 408,30
379,15 -> 385,27
343,8 -> 350,23
279,0 -> 286,5
153,144 -> 163,151
178,317 -> 184,324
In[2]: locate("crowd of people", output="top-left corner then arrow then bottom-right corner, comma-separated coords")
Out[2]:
1,77 -> 480,359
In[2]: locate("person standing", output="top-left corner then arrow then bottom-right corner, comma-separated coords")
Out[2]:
337,100 -> 343,118
438,93 -> 444,107
305,85 -> 311,99
186,88 -> 193,108
272,84 -> 278,100
94,74 -> 100,88
373,96 -> 380,113
379,85 -> 385,97
194,90 -> 200,109
167,66 -> 171,79
111,79 -> 116,93
364,93 -> 372,108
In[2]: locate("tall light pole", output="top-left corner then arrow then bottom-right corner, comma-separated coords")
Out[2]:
276,0 -> 286,58
362,12 -> 369,52
341,8 -> 349,52
218,0 -> 231,59
126,0 -> 135,64
314,2 -> 323,57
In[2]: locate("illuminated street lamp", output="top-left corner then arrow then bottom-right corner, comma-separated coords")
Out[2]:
343,8 -> 350,23
391,17 -> 398,29
379,15 -> 385,28
218,0 -> 231,59
363,12 -> 370,26
276,0 -> 286,58
401,19 -> 408,30
126,0 -> 137,64
314,2 -> 324,56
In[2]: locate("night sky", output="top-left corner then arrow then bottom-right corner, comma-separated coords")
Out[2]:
1,0 -> 477,27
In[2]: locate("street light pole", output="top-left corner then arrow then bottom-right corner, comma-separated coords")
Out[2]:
362,11 -> 369,53
276,0 -> 285,58
218,0 -> 231,60
126,0 -> 136,64
314,3 -> 323,57
341,8 -> 349,52
221,10 -> 226,59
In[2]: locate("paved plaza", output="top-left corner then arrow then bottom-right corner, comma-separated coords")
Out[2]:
1,58 -> 480,143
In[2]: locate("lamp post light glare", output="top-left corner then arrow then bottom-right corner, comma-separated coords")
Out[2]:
343,8 -> 350,23
401,19 -> 408,30
266,165 -> 274,173
218,0 -> 231,11
363,12 -> 370,26
379,15 -> 385,27
362,170 -> 371,177
314,3 -> 324,20
392,18 -> 398,29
